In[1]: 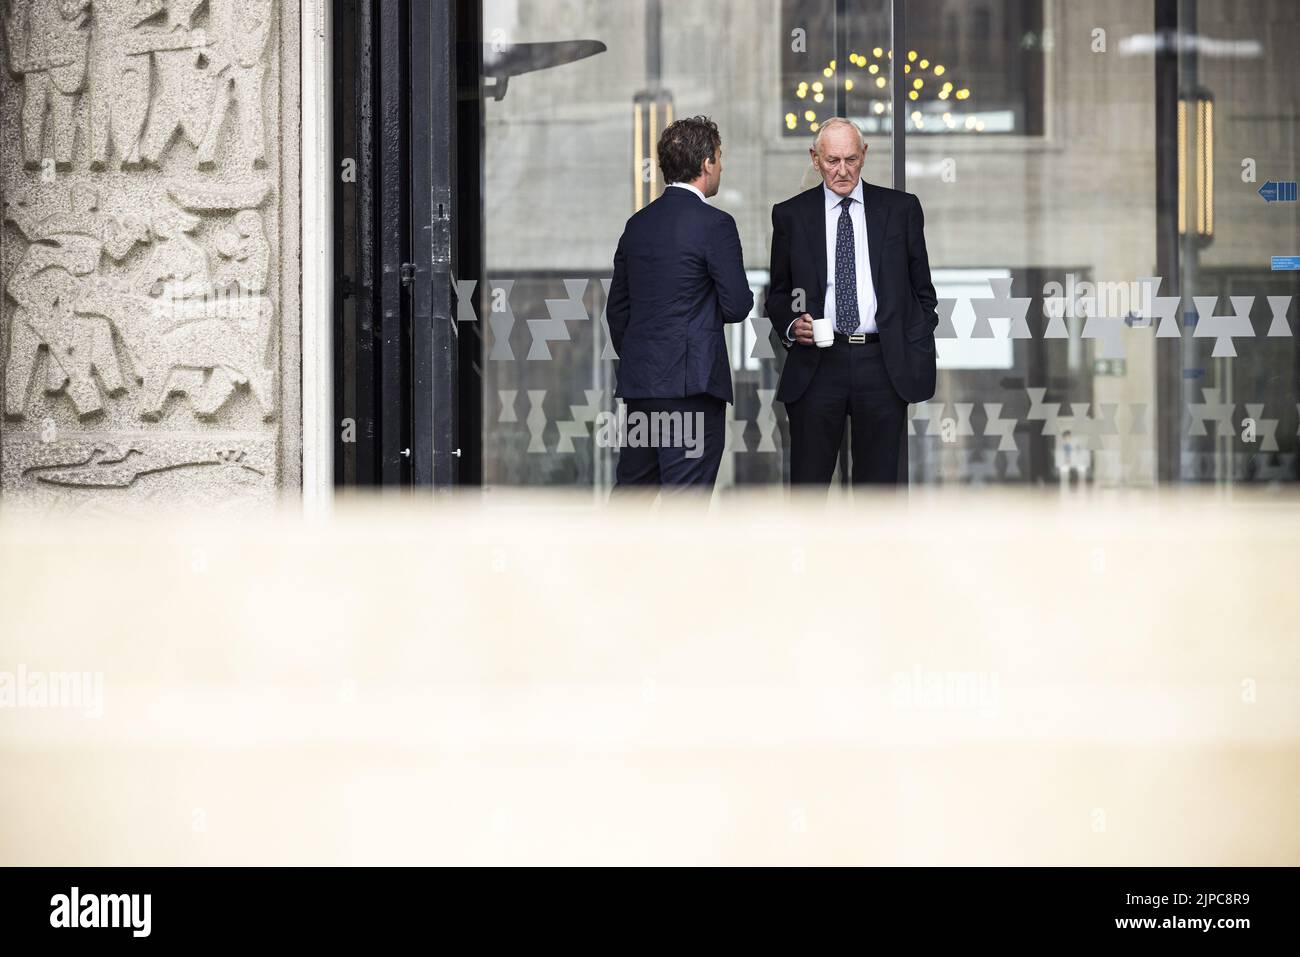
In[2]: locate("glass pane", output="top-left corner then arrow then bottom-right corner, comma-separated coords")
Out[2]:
1175,0 -> 1300,483
480,0 -> 893,491
906,0 -> 1300,486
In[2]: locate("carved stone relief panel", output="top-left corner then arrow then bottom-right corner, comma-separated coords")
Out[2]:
1,0 -> 299,511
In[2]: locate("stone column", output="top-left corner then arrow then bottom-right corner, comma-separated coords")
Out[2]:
0,0 -> 301,511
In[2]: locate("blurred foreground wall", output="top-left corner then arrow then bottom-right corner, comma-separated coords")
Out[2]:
1,489 -> 1298,865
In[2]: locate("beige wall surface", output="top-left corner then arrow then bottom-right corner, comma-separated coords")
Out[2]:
0,0 -> 301,512
1,489 -> 1298,865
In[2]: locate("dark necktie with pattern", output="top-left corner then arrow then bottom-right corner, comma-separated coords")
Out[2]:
834,195 -> 859,335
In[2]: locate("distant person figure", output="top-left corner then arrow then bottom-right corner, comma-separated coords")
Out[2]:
606,116 -> 753,491
767,117 -> 939,488
1055,430 -> 1091,488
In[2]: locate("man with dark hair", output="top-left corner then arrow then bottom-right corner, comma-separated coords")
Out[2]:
606,116 -> 753,491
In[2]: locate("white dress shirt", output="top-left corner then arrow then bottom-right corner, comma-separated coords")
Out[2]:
786,179 -> 878,340
668,181 -> 706,201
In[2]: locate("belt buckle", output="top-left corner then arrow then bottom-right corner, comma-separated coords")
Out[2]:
848,333 -> 866,344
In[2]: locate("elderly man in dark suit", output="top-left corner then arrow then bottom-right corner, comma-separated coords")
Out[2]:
767,117 -> 939,487
606,116 -> 753,490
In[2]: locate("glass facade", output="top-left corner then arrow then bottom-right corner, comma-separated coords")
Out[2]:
476,0 -> 1300,491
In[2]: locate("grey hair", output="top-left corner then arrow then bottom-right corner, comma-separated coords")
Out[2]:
812,117 -> 866,153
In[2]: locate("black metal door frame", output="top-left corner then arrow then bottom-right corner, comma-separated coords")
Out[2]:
333,0 -> 461,488
455,0 -> 484,487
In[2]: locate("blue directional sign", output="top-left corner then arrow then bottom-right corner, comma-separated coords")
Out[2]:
1258,180 -> 1298,202
1272,256 -> 1300,271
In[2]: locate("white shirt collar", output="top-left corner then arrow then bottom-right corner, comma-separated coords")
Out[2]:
824,179 -> 864,210
668,182 -> 706,202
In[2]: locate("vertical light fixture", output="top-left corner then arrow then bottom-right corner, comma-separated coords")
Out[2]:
1178,87 -> 1214,244
632,91 -> 673,211
1196,94 -> 1213,238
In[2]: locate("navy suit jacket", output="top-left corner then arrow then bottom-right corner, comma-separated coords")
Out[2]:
606,186 -> 754,403
766,181 -> 939,405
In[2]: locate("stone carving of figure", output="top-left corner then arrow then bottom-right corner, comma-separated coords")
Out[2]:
84,0 -> 164,168
214,210 -> 269,293
82,280 -> 278,420
135,193 -> 209,296
196,0 -> 273,168
81,0 -> 205,169
0,0 -> 91,167
138,0 -> 210,165
74,194 -> 277,421
2,185 -> 148,415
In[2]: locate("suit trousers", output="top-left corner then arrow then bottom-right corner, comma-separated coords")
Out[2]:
786,338 -> 907,486
614,395 -> 726,491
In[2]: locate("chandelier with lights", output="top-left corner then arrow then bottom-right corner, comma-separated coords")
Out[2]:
786,48 -> 982,134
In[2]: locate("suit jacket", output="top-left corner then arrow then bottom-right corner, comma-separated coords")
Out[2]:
766,181 -> 939,405
607,186 -> 754,403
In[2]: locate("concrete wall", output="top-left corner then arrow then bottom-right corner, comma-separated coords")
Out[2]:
0,0 -> 301,511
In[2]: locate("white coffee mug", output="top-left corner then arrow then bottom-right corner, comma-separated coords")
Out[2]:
811,317 -> 835,348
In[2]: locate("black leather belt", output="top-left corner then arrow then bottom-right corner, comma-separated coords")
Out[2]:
834,331 -> 880,344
